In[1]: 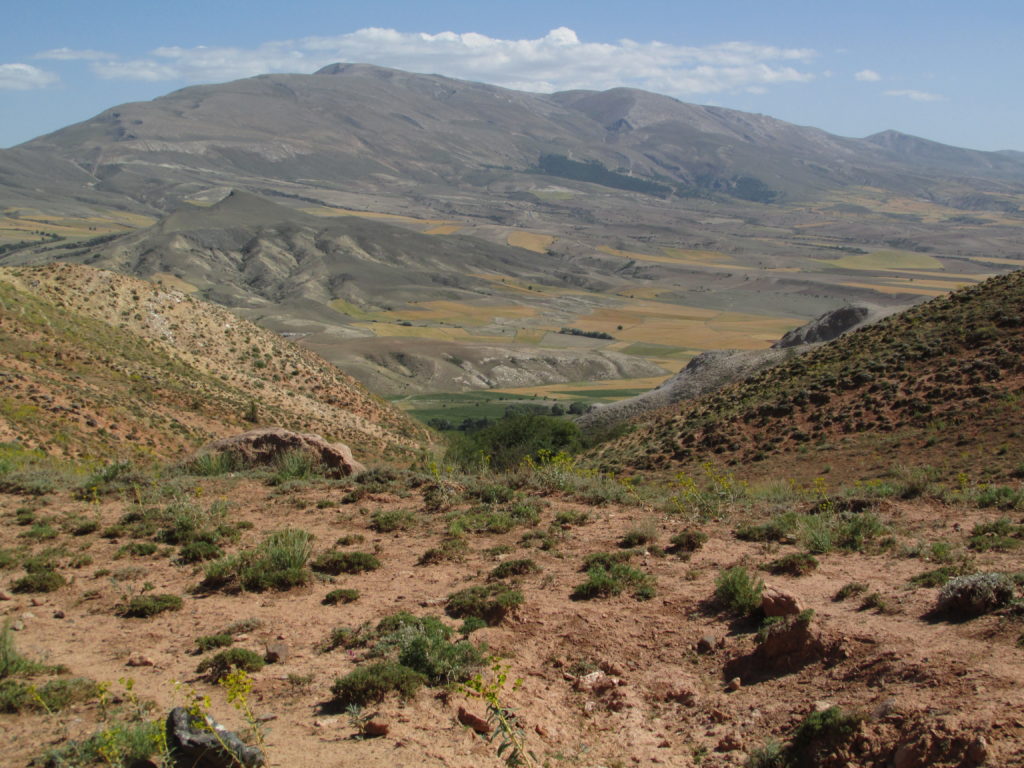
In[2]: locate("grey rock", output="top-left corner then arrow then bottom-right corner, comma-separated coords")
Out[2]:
166,707 -> 264,768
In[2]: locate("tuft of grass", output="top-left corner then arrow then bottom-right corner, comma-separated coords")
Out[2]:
418,536 -> 469,565
11,567 -> 65,594
714,566 -> 763,616
370,508 -> 417,533
669,529 -> 708,554
0,677 -> 99,714
268,449 -> 324,485
489,558 -> 540,580
788,706 -> 862,768
236,528 -> 314,591
196,648 -> 265,681
311,550 -> 380,575
118,593 -> 182,618
323,588 -> 360,605
330,661 -> 426,707
909,559 -> 976,588
572,560 -> 655,601
858,592 -> 897,614
745,739 -> 786,768
766,552 -> 819,577
1,621 -> 54,678
833,581 -> 868,602
446,584 -> 524,625
618,519 -> 659,548
194,634 -> 234,653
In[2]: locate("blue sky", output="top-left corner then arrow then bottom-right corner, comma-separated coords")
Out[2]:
1,0 -> 1019,151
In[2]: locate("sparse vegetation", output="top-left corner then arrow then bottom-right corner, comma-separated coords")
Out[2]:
446,584 -> 524,625
330,661 -> 426,707
118,593 -> 182,618
323,588 -> 360,605
937,572 -> 1016,617
714,566 -> 763,616
196,648 -> 265,681
311,550 -> 380,575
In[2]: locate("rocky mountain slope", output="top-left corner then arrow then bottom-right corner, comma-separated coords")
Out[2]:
579,304 -> 891,432
594,270 -> 1024,483
0,263 -> 428,462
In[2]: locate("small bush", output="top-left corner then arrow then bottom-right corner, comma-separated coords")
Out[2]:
1,620 -> 53,677
581,550 -> 632,571
489,558 -> 540,580
766,552 -> 819,577
0,677 -> 99,713
858,592 -> 896,614
311,550 -> 380,575
323,588 -> 360,605
115,542 -> 158,559
735,512 -> 797,543
745,739 -> 786,768
669,529 -> 708,553
336,534 -> 366,546
11,567 -> 66,594
370,508 -> 417,533
237,528 -> 314,591
194,634 -> 233,653
714,566 -> 763,616
196,648 -> 265,681
268,449 -> 324,485
36,720 -> 162,766
572,562 -> 655,601
446,584 -> 524,625
938,572 -> 1015,617
553,509 -> 589,528
619,520 -> 658,548
119,593 -> 182,618
788,706 -> 861,768
178,540 -> 224,564
330,661 -> 425,707
418,537 -> 469,565
909,559 -> 976,588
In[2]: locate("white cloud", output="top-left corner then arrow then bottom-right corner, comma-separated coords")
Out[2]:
0,63 -> 59,90
81,27 -> 816,97
885,89 -> 944,102
36,47 -> 116,61
855,69 -> 881,82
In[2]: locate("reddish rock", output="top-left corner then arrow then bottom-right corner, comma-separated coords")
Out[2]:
127,653 -> 154,667
363,719 -> 389,737
197,428 -> 365,476
458,705 -> 491,735
761,586 -> 805,617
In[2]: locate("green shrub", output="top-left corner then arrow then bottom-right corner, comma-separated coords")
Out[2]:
194,634 -> 234,653
466,483 -> 514,504
336,534 -> 366,546
11,568 -> 65,594
744,739 -> 786,768
237,528 -> 314,591
669,529 -> 708,553
330,661 -> 425,707
909,560 -> 976,588
572,562 -> 655,601
370,508 -> 417,533
0,677 -> 99,713
196,648 -> 265,681
489,559 -> 539,580
859,592 -> 896,614
833,581 -> 868,601
20,523 -> 58,541
1,620 -> 53,678
553,509 -> 590,528
36,720 -> 162,767
323,588 -> 360,605
766,552 -> 819,577
788,706 -> 862,768
444,413 -> 582,471
938,572 -> 1016,617
581,550 -> 632,571
177,540 -> 224,564
418,537 -> 469,565
115,542 -> 158,559
735,513 -> 796,542
968,517 -> 1022,551
714,566 -> 763,615
446,584 -> 524,625
619,521 -> 658,548
311,550 -> 380,575
70,520 -> 99,536
184,451 -> 245,477
119,593 -> 182,618
393,616 -> 484,684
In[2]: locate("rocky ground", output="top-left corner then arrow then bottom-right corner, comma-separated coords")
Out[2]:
2,461 -> 1022,767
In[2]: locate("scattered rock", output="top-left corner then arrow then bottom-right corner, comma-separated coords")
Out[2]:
363,719 -> 389,737
966,736 -> 988,765
196,428 -> 365,477
0,589 -> 12,601
127,653 -> 155,667
457,706 -> 491,735
10,620 -> 25,631
53,609 -> 65,619
264,642 -> 289,664
726,677 -> 742,692
761,586 -> 805,617
166,706 -> 264,768
696,634 -> 717,654
717,733 -> 743,752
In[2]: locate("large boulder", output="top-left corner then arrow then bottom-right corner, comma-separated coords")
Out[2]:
166,707 -> 264,768
197,428 -> 365,476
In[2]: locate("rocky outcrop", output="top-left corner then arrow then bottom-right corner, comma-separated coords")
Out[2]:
197,428 -> 365,476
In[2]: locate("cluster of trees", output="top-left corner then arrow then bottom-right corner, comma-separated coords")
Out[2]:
426,402 -> 590,433
559,327 -> 614,340
444,412 -> 583,471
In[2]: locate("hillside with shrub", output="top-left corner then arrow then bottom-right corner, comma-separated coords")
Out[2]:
0,263 -> 428,463
596,270 -> 1024,483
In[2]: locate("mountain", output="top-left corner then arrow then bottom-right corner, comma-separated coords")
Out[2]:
593,269 -> 1024,483
7,63 -> 1024,214
0,263 -> 428,461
